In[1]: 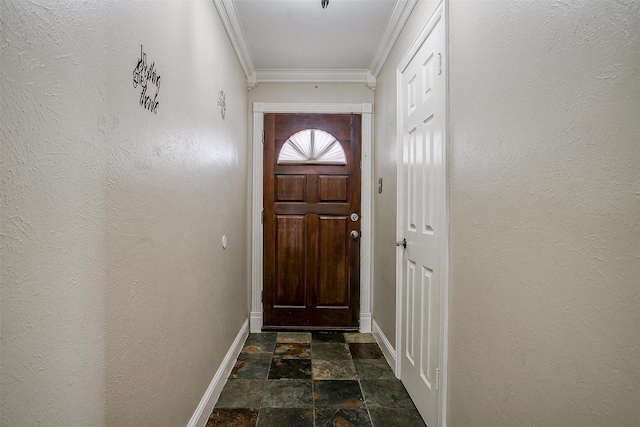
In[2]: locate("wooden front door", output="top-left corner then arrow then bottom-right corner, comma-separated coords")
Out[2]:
263,113 -> 361,330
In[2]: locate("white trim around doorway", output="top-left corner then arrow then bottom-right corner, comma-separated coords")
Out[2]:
250,102 -> 374,334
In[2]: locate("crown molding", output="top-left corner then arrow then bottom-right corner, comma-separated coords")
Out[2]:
366,71 -> 377,91
253,102 -> 372,114
212,0 -> 255,80
256,69 -> 367,83
368,0 -> 418,78
255,69 -> 376,90
247,71 -> 257,91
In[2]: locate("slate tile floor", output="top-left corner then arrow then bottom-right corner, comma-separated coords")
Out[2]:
208,332 -> 426,427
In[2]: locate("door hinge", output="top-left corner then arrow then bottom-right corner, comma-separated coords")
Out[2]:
262,130 -> 264,144
261,290 -> 263,302
438,53 -> 442,75
350,113 -> 354,127
261,209 -> 264,224
436,367 -> 440,390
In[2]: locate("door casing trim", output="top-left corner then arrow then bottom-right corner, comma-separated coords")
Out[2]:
251,102 -> 374,333
395,2 -> 448,427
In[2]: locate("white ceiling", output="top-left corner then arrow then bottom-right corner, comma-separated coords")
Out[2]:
234,0 -> 396,70
214,0 -> 417,88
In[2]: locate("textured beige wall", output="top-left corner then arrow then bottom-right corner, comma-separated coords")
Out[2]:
447,1 -> 639,425
1,1 -> 248,426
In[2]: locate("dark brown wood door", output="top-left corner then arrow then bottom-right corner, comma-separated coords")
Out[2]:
263,113 -> 361,330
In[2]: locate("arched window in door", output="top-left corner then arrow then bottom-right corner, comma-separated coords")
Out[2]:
277,129 -> 347,165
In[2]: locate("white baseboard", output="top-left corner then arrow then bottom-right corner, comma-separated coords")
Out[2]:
187,318 -> 249,427
372,318 -> 397,376
250,311 -> 262,333
360,312 -> 372,333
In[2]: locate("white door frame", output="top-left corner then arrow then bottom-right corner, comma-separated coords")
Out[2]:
395,2 -> 448,426
250,102 -> 374,333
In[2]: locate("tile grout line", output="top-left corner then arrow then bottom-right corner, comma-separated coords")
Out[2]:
253,338 -> 273,427
311,346 -> 316,427
352,339 -> 375,427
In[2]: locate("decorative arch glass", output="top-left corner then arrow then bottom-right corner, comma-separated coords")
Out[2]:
277,129 -> 347,165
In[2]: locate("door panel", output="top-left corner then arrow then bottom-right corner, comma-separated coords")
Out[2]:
274,215 -> 305,306
318,175 -> 348,202
276,175 -> 306,201
399,15 -> 445,427
317,216 -> 349,306
264,113 -> 361,329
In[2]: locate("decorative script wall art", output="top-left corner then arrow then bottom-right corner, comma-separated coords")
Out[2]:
132,45 -> 161,115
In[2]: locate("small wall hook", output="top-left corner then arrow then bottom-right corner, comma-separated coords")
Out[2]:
321,0 -> 329,9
